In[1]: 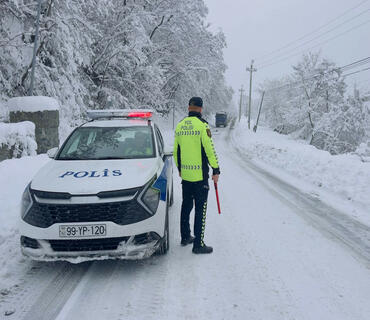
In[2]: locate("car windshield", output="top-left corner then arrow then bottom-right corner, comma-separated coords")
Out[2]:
57,126 -> 155,160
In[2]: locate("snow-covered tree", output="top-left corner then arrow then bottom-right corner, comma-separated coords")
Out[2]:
0,0 -> 96,129
261,52 -> 367,154
313,95 -> 366,154
290,52 -> 346,142
0,0 -> 232,133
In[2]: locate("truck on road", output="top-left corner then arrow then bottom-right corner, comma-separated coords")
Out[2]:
215,112 -> 227,128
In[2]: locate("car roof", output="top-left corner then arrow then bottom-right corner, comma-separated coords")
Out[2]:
81,119 -> 155,128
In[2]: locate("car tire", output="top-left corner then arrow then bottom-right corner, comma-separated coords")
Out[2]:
156,198 -> 169,255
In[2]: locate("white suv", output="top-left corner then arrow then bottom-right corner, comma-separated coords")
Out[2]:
19,110 -> 173,262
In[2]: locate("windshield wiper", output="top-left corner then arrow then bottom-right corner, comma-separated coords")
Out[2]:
57,156 -> 129,160
94,156 -> 129,160
57,157 -> 86,160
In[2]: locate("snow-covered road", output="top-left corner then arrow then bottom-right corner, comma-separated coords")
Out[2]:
1,126 -> 370,320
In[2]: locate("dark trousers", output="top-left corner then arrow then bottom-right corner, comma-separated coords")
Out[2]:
180,180 -> 209,247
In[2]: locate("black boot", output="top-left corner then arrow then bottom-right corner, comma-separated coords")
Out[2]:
192,244 -> 213,254
181,235 -> 195,246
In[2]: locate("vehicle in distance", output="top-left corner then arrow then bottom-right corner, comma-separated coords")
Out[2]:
19,109 -> 173,262
215,112 -> 227,127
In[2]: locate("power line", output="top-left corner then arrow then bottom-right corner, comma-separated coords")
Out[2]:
343,66 -> 370,77
356,78 -> 370,85
259,19 -> 370,70
340,56 -> 370,71
267,66 -> 370,93
258,8 -> 370,66
259,20 -> 370,69
263,56 -> 370,93
257,0 -> 369,61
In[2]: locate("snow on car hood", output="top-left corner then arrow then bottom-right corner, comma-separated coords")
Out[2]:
30,158 -> 159,194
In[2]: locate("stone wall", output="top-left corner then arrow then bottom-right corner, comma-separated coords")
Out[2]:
0,145 -> 12,161
9,110 -> 59,154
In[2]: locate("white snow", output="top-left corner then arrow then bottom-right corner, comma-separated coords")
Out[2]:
30,129 -> 370,320
1,124 -> 370,319
7,96 -> 60,113
355,141 -> 370,162
0,155 -> 50,288
0,100 -> 7,121
0,121 -> 37,157
232,118 -> 370,216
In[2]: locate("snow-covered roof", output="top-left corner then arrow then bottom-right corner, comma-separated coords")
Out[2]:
7,96 -> 60,113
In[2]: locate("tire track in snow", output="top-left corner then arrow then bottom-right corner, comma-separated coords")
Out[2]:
212,129 -> 300,320
121,258 -> 169,319
226,127 -> 370,267
51,206 -> 176,320
21,262 -> 91,320
0,261 -> 91,320
216,125 -> 370,319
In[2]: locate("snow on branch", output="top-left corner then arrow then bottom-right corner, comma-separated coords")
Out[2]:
0,121 -> 37,158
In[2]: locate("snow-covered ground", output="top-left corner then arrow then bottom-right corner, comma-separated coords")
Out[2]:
0,125 -> 370,319
231,118 -> 370,226
0,155 -> 50,289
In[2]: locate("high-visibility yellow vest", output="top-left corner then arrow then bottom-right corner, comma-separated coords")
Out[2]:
174,113 -> 220,182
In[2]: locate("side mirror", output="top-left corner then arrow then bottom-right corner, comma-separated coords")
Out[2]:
47,147 -> 59,159
164,147 -> 173,157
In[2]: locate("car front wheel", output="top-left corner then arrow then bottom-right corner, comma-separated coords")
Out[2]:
169,181 -> 174,207
156,199 -> 169,255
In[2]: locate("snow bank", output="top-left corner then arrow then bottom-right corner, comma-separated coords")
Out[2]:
0,122 -> 37,158
232,118 -> 370,210
7,96 -> 60,113
355,142 -> 370,162
0,155 -> 50,287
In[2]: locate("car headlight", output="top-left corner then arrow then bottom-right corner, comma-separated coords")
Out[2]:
21,183 -> 33,219
140,176 -> 160,215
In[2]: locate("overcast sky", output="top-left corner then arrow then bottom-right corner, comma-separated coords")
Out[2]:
204,0 -> 370,96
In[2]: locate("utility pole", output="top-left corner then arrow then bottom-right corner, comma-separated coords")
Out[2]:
29,0 -> 42,96
238,86 -> 245,122
253,91 -> 265,133
246,60 -> 257,129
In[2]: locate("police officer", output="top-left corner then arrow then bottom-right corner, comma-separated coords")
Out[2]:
173,97 -> 220,254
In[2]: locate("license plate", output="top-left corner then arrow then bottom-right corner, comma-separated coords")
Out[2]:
59,224 -> 107,238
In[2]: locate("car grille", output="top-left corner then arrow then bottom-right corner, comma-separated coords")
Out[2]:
49,237 -> 129,252
24,199 -> 152,228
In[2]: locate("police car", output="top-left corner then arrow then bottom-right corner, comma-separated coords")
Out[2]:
19,110 -> 173,261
